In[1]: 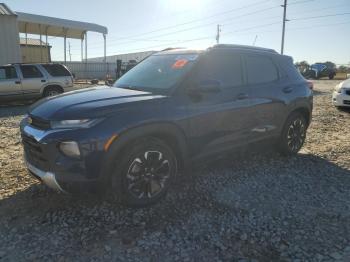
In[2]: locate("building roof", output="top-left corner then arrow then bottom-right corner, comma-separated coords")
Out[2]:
19,38 -> 50,46
0,3 -> 16,15
16,12 -> 108,39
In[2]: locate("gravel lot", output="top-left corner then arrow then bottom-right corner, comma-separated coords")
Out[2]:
0,80 -> 349,261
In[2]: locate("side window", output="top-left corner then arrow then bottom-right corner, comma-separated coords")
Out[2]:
20,65 -> 43,78
196,52 -> 243,88
42,64 -> 72,77
0,66 -> 18,80
245,55 -> 278,84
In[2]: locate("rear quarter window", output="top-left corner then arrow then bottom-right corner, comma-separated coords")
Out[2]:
245,55 -> 278,84
42,64 -> 72,77
278,56 -> 305,82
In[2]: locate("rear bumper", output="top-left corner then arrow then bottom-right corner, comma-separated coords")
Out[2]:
25,157 -> 65,193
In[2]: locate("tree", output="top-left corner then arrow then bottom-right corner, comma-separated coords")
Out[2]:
324,61 -> 336,69
295,60 -> 309,72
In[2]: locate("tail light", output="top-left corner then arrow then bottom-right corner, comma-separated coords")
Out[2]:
307,80 -> 313,90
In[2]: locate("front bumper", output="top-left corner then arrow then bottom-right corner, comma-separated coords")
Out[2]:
25,158 -> 65,193
20,122 -> 107,193
332,90 -> 350,107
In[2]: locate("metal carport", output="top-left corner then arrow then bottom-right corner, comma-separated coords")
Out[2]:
16,11 -> 108,63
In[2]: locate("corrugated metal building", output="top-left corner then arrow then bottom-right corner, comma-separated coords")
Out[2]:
20,38 -> 51,63
0,3 -> 108,65
0,3 -> 21,64
88,51 -> 156,63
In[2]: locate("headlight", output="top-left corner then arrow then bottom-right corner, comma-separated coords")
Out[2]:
335,82 -> 343,93
51,119 -> 102,129
59,141 -> 80,158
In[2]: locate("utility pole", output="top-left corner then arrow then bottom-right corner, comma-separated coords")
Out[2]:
216,24 -> 221,44
281,0 -> 288,54
68,41 -> 72,62
252,35 -> 258,46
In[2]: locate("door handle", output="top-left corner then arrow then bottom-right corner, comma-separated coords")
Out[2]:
41,79 -> 46,83
236,93 -> 248,100
15,80 -> 21,84
283,87 -> 293,93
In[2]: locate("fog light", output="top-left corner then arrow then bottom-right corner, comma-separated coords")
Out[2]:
59,141 -> 80,158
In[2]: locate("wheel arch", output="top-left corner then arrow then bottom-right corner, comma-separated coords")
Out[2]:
101,122 -> 190,181
287,107 -> 311,127
41,84 -> 64,96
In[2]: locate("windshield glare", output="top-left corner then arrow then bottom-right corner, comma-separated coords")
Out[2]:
114,54 -> 198,92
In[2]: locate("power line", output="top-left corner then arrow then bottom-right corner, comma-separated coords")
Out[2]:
90,0 -> 269,43
62,20 -> 350,60
292,12 -> 350,21
78,0 -> 313,50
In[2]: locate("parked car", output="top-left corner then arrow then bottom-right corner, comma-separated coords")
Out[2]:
0,63 -> 74,102
301,63 -> 336,80
332,78 -> 350,107
20,44 -> 313,206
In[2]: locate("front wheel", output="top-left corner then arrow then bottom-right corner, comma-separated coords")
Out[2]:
278,113 -> 307,155
111,138 -> 177,206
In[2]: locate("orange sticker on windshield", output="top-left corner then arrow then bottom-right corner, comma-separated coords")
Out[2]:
172,59 -> 188,69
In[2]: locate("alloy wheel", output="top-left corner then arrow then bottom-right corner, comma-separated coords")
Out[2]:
125,150 -> 171,199
287,118 -> 306,152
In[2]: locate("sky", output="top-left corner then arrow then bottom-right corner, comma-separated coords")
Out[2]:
5,0 -> 350,65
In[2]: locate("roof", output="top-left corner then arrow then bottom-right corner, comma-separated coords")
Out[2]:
19,38 -> 50,46
212,44 -> 277,54
0,3 -> 16,15
16,11 -> 107,39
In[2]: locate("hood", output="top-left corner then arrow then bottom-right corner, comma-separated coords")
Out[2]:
29,86 -> 166,119
339,78 -> 350,88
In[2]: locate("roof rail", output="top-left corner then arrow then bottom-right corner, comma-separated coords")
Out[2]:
212,44 -> 277,54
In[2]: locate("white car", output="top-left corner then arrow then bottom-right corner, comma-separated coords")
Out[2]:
332,79 -> 350,107
0,63 -> 74,102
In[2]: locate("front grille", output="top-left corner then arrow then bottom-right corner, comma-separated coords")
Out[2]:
345,90 -> 350,96
30,116 -> 50,130
344,100 -> 350,105
22,134 -> 49,171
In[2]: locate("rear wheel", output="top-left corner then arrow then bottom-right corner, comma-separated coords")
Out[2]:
278,113 -> 307,155
111,138 -> 177,206
43,86 -> 63,97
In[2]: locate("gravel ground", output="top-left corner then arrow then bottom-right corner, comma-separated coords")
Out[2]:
0,80 -> 349,261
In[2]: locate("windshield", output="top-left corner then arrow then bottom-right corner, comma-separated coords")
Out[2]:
114,53 -> 198,93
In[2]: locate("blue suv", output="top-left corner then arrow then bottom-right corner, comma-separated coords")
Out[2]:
20,44 -> 313,206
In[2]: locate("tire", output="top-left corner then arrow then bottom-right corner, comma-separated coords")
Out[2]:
278,113 -> 307,155
43,86 -> 63,97
111,137 -> 177,206
329,74 -> 334,80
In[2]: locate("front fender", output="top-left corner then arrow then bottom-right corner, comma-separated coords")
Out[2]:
99,122 -> 190,181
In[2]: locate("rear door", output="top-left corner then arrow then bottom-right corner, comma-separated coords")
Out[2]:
41,64 -> 73,87
185,50 -> 255,158
19,65 -> 46,97
0,66 -> 22,100
243,53 -> 287,139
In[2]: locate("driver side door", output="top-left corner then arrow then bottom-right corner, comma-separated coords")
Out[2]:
184,50 -> 255,159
